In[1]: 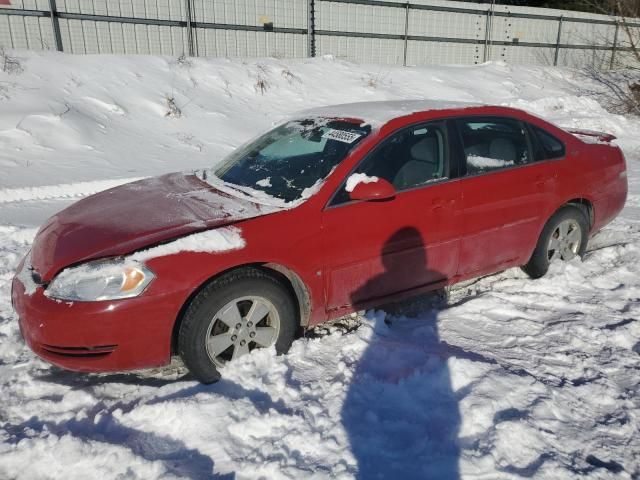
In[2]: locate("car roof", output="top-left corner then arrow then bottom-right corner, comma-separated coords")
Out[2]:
298,99 -> 486,128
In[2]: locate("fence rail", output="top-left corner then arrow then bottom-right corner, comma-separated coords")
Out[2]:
1,0 -> 637,68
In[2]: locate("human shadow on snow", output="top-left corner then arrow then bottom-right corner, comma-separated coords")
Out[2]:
341,227 -> 461,480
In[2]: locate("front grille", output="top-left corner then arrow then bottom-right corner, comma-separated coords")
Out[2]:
41,344 -> 117,358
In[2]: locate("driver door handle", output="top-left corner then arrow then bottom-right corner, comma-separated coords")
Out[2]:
431,198 -> 454,211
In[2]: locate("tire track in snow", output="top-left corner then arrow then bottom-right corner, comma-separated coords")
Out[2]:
0,177 -> 145,204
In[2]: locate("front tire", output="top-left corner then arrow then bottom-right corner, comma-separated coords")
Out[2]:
178,268 -> 298,384
522,206 -> 589,279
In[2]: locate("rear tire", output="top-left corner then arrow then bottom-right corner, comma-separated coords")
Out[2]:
178,268 -> 298,384
522,206 -> 588,279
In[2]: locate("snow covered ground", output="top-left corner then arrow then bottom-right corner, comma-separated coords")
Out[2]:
0,51 -> 639,479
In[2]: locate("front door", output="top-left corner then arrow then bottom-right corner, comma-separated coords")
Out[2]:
321,121 -> 463,315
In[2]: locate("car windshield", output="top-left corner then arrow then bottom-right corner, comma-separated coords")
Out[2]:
213,118 -> 371,203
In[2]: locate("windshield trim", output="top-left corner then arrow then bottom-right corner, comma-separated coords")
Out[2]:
197,172 -> 288,208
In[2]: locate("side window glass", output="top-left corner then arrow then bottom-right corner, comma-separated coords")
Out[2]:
458,118 -> 531,175
532,126 -> 565,160
332,123 -> 447,205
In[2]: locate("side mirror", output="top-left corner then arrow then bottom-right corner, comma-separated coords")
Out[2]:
347,176 -> 396,202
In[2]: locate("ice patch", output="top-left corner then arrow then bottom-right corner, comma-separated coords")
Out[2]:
256,177 -> 271,187
300,178 -> 325,200
14,251 -> 37,296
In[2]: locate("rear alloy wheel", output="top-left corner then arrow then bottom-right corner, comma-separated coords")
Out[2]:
178,269 -> 297,383
546,219 -> 582,262
522,205 -> 589,279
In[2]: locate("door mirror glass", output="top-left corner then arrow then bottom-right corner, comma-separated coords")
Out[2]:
347,176 -> 396,202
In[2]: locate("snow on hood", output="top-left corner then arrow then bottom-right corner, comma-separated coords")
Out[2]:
130,226 -> 245,262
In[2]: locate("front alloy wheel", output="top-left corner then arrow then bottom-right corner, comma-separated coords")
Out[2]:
178,268 -> 298,384
205,296 -> 280,368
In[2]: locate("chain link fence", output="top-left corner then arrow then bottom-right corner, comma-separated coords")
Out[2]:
0,0 -> 637,68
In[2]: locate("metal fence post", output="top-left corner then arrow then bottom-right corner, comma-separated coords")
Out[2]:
483,9 -> 491,62
184,0 -> 195,56
307,0 -> 316,57
403,2 -> 409,66
48,0 -> 63,51
610,20 -> 619,69
553,15 -> 563,66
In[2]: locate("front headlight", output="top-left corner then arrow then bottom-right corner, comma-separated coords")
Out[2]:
45,259 -> 155,302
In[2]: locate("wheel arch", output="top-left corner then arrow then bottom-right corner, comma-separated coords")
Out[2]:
524,197 -> 594,267
170,262 -> 312,354
564,197 -> 594,231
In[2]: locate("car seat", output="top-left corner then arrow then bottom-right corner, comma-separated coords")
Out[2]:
488,137 -> 517,163
393,136 -> 441,189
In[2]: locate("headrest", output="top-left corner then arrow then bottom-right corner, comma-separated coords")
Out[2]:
410,137 -> 438,163
489,138 -> 517,162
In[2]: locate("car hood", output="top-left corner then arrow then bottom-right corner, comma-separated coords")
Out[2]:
30,173 -> 279,281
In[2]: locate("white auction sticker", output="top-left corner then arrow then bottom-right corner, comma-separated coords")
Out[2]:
322,129 -> 362,144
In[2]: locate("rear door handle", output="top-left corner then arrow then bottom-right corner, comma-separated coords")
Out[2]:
535,175 -> 552,189
431,198 -> 453,210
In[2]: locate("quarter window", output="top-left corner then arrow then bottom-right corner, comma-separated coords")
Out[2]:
531,125 -> 565,160
457,118 -> 532,175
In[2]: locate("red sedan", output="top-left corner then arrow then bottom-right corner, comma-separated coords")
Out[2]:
12,101 -> 627,383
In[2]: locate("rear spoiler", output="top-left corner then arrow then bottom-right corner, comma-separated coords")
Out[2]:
566,129 -> 617,143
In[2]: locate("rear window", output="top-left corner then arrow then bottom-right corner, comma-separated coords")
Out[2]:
457,117 -> 532,176
531,126 -> 565,161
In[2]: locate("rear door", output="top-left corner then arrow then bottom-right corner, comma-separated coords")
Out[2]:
453,116 -> 560,278
321,121 -> 463,314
